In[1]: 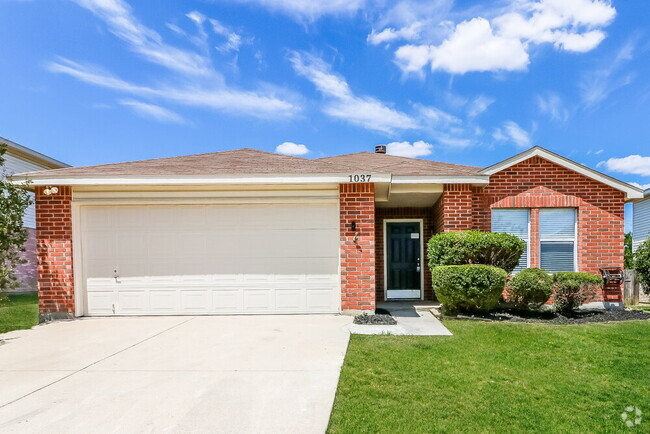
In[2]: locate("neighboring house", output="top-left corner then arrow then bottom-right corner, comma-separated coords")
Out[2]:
1,136 -> 69,292
11,145 -> 643,320
633,188 -> 650,251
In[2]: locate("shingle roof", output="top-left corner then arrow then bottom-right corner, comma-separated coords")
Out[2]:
17,148 -> 482,179
317,152 -> 482,176
17,148 -> 351,178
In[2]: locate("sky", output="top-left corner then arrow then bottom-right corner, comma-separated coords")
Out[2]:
1,0 -> 649,228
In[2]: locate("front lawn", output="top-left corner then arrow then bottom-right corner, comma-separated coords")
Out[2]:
0,293 -> 38,334
328,320 -> 650,433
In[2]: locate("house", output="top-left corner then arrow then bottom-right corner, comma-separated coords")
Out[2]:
1,136 -> 69,292
633,188 -> 650,251
10,145 -> 643,320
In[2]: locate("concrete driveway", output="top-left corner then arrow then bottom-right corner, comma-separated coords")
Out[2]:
0,315 -> 351,433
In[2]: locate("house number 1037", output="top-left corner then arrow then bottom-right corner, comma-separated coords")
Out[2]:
348,174 -> 371,182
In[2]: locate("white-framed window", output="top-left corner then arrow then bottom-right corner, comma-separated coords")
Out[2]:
491,209 -> 530,273
539,208 -> 577,273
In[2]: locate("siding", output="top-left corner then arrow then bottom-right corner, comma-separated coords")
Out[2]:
633,196 -> 650,250
3,151 -> 52,228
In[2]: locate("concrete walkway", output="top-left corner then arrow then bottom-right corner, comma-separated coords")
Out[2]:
0,315 -> 351,433
345,302 -> 452,336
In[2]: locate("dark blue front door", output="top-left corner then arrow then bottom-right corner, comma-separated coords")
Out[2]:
386,222 -> 421,299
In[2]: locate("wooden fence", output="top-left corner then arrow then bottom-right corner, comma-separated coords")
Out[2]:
624,270 -> 649,306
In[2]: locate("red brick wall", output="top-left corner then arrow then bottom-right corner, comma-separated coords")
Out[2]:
36,186 -> 75,320
340,183 -> 375,312
472,156 -> 625,302
375,207 -> 435,301
434,184 -> 473,232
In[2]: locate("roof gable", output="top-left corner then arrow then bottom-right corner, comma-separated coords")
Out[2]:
481,146 -> 643,200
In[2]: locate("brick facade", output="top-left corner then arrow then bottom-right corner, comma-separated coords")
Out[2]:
36,186 -> 75,320
471,156 -> 625,303
434,184 -> 474,232
339,183 -> 375,313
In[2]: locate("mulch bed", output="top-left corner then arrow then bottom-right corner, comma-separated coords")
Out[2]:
445,309 -> 650,325
353,312 -> 397,325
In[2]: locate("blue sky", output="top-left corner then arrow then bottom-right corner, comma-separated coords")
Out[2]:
1,1 -> 649,196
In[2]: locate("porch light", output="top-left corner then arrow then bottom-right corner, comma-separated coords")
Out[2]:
43,186 -> 59,196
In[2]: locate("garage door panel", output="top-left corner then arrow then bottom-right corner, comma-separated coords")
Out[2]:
82,203 -> 340,315
212,289 -> 243,312
243,289 -> 272,313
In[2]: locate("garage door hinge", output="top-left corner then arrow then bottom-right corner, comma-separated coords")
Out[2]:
112,304 -> 115,314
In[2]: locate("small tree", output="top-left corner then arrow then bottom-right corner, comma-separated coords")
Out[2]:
0,144 -> 33,303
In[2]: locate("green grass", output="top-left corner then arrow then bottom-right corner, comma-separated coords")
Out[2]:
0,293 -> 38,334
632,305 -> 650,312
328,320 -> 650,433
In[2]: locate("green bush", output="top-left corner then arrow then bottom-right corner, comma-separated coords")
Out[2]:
431,265 -> 508,314
635,239 -> 650,295
506,268 -> 553,310
427,231 -> 525,274
553,272 -> 603,315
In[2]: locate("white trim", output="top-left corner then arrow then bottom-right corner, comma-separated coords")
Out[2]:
11,173 -> 393,187
481,146 -> 644,200
1,135 -> 69,169
391,175 -> 489,184
383,219 -> 425,301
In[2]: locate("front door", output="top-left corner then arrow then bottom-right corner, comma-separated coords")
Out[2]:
386,222 -> 422,299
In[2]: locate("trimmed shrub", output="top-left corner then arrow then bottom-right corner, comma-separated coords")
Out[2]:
506,268 -> 553,310
431,264 -> 508,314
635,239 -> 650,295
427,231 -> 525,274
553,272 -> 603,315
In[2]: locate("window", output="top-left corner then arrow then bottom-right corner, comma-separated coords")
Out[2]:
492,209 -> 529,273
539,208 -> 576,273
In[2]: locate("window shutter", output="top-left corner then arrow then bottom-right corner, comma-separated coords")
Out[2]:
492,209 -> 529,273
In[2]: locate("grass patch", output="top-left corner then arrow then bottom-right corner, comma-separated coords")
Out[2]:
0,293 -> 38,334
328,320 -> 650,433
632,305 -> 650,312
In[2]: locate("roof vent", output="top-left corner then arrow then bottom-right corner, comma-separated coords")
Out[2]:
375,145 -> 387,154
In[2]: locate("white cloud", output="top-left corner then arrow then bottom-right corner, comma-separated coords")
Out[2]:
289,52 -> 419,134
218,0 -> 365,21
396,18 -> 530,74
467,95 -> 494,118
49,2 -> 299,119
581,38 -> 636,109
72,0 -> 214,77
209,18 -> 248,53
386,0 -> 616,75
536,92 -> 569,122
47,58 -> 298,118
119,99 -> 185,124
275,141 -> 310,155
493,121 -> 532,148
368,22 -> 423,45
599,155 -> 650,176
384,141 -> 434,158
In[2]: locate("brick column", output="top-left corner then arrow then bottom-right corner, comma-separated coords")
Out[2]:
435,184 -> 473,232
340,183 -> 375,314
36,186 -> 75,321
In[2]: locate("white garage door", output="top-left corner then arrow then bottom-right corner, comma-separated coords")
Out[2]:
80,203 -> 340,315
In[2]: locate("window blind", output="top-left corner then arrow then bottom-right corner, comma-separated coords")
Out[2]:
492,209 -> 529,273
539,208 -> 576,272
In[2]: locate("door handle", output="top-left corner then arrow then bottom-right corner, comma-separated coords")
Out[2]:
416,258 -> 421,273
113,269 -> 120,284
